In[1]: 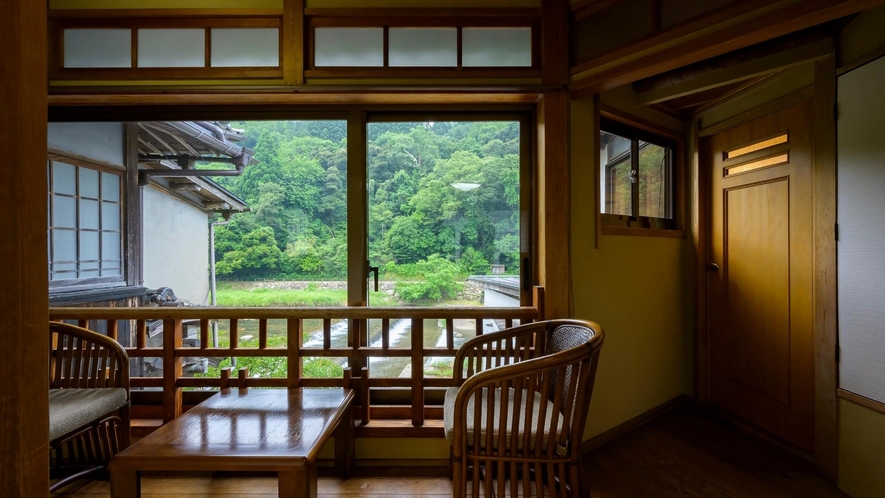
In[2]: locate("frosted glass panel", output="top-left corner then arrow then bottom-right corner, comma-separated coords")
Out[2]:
80,270 -> 101,278
53,196 -> 77,229
102,172 -> 120,201
80,231 -> 100,261
64,29 -> 132,68
103,232 -> 121,261
211,28 -> 279,67
138,29 -> 205,68
79,199 -> 100,230
79,168 -> 99,199
314,28 -> 384,67
102,202 -> 120,231
102,267 -> 121,277
462,28 -> 532,67
838,54 -> 885,405
53,162 -> 77,195
53,230 -> 77,262
389,28 -> 457,67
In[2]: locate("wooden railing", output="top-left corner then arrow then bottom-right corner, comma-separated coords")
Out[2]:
49,288 -> 543,434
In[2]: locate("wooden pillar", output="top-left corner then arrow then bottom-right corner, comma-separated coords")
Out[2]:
0,0 -> 49,495
537,91 -> 571,319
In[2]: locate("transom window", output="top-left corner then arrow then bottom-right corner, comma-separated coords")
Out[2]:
48,159 -> 123,284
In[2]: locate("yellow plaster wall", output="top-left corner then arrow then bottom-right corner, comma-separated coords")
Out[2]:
838,399 -> 885,498
571,95 -> 693,439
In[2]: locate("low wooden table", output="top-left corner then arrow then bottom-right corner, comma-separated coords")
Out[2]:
109,388 -> 355,498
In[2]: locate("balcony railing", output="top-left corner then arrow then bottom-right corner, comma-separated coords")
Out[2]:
49,287 -> 544,436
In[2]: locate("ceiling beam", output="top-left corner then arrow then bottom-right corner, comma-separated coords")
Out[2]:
634,36 -> 834,106
571,0 -> 624,21
571,0 -> 885,99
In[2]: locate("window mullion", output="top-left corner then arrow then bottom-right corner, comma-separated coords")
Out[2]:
631,138 -> 639,220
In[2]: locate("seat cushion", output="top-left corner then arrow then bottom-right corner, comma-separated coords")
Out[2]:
49,388 -> 127,441
444,386 -> 567,456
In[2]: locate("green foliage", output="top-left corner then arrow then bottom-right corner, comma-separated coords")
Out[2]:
212,120 -> 523,282
389,255 -> 464,302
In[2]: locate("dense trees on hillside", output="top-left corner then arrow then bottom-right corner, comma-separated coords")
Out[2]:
208,120 -> 521,284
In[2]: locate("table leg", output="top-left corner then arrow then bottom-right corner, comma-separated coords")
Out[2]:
335,404 -> 355,478
279,466 -> 317,498
110,470 -> 140,498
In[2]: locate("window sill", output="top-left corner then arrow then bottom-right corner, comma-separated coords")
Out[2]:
601,225 -> 685,238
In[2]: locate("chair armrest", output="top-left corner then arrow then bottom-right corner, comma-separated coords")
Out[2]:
50,322 -> 130,396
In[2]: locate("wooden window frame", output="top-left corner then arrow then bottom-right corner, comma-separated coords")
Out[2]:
48,155 -> 126,290
597,107 -> 685,238
305,16 -> 541,79
50,17 -> 285,80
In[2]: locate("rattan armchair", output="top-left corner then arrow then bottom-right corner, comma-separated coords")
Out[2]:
444,319 -> 604,498
49,322 -> 131,492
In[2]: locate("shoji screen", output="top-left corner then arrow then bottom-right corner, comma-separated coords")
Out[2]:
838,54 -> 885,403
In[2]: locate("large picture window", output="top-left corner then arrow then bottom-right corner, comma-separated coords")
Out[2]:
599,117 -> 678,232
48,158 -> 123,285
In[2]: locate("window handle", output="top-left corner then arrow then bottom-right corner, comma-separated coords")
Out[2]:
367,263 -> 379,292
628,169 -> 638,184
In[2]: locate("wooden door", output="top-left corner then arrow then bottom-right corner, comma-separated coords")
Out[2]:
705,100 -> 814,452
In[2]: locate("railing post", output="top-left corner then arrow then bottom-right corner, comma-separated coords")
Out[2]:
411,318 -> 424,427
287,318 -> 302,389
162,318 -> 183,423
238,367 -> 249,393
361,366 -> 370,425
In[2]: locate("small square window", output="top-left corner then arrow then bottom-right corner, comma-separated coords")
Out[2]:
599,118 -> 678,234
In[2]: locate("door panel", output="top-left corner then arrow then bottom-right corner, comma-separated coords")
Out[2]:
706,100 -> 814,452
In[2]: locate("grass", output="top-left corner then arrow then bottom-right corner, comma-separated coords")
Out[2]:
215,286 -> 400,307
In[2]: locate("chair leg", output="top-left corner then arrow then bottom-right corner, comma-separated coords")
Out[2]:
452,455 -> 464,498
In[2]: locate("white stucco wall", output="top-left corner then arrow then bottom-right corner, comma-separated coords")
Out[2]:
48,122 -> 124,165
483,288 -> 519,307
142,186 -> 210,304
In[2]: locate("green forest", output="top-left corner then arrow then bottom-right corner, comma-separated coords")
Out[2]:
206,120 -> 521,299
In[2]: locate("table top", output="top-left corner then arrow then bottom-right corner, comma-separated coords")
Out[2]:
111,388 -> 354,470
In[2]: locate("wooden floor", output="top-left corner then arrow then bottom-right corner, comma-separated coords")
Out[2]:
54,403 -> 849,498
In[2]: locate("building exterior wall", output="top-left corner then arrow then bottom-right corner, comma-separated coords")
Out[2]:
142,186 -> 210,304
48,122 -> 124,165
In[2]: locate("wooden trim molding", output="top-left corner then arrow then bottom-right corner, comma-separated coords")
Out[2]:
838,389 -> 885,416
812,53 -> 838,480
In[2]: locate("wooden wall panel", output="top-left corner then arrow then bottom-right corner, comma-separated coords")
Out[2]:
0,0 -> 49,495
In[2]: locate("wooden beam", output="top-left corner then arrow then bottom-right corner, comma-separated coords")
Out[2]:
537,91 -> 571,318
49,92 -> 542,107
634,37 -> 834,106
0,0 -> 49,496
571,0 -> 885,99
172,183 -> 203,192
571,0 -> 624,22
542,0 -> 570,88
